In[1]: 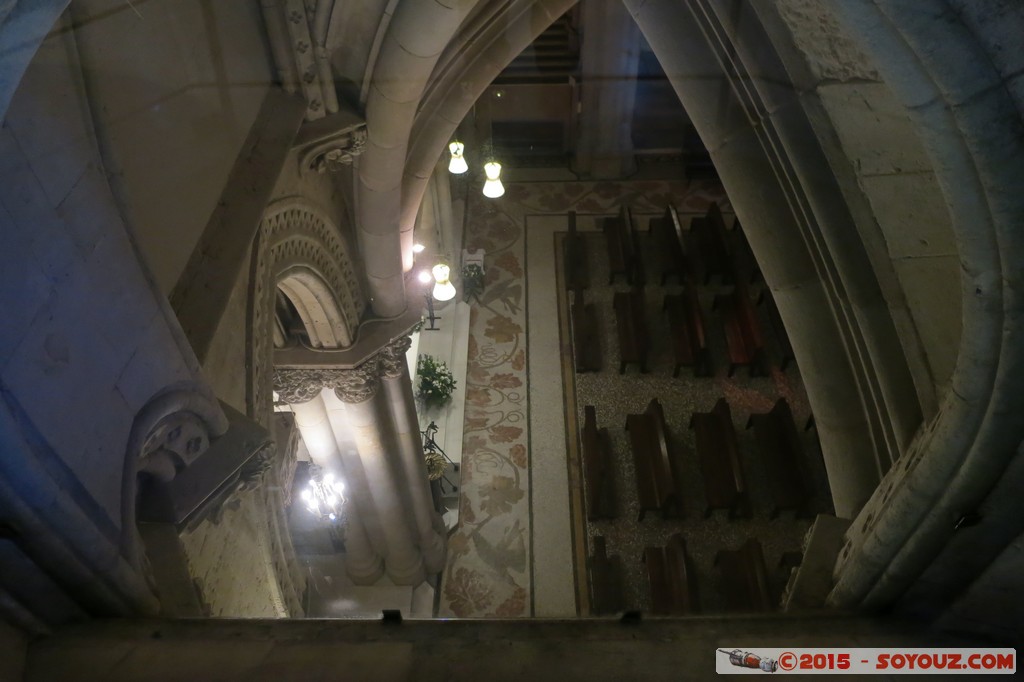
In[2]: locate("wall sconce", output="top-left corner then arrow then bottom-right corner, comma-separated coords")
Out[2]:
431,263 -> 457,301
448,140 -> 468,174
422,263 -> 456,331
482,161 -> 504,198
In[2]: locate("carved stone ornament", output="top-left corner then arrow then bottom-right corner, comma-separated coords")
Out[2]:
304,127 -> 367,174
333,357 -> 381,404
273,368 -> 346,404
378,335 -> 413,379
139,412 -> 210,483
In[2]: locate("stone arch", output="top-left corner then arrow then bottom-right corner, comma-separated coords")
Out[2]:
277,266 -> 351,350
249,198 -> 366,425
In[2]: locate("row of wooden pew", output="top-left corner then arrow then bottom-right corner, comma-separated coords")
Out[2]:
565,201 -> 762,293
650,201 -> 763,288
571,284 -> 788,377
589,535 -> 778,616
566,202 -> 793,376
581,398 -> 813,523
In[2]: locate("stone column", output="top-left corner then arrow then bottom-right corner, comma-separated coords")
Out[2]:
335,359 -> 425,586
379,337 -> 447,574
341,497 -> 385,586
574,0 -> 641,179
273,371 -> 384,585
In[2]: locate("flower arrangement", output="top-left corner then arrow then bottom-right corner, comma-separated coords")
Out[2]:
416,354 -> 457,409
424,451 -> 447,481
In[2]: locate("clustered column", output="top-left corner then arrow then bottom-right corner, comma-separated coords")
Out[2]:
333,357 -> 425,585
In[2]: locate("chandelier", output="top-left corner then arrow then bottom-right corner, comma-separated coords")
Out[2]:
300,467 -> 346,523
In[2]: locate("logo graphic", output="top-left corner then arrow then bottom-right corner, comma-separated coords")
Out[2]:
719,649 -> 779,673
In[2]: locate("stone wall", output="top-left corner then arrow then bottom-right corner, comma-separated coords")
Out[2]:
773,0 -> 960,415
68,0 -> 276,294
0,10 -> 225,621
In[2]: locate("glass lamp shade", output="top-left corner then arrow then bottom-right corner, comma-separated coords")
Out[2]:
448,141 -> 468,174
431,263 -> 457,301
482,161 -> 504,198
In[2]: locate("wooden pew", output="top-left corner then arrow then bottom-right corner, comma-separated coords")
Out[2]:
651,204 -> 691,285
713,282 -> 767,377
759,288 -> 795,371
663,288 -> 711,378
589,536 -> 623,615
689,398 -> 748,518
644,534 -> 699,615
603,205 -> 636,284
629,219 -> 646,292
625,399 -> 675,521
571,288 -> 601,373
689,201 -> 733,285
613,289 -> 649,374
714,539 -> 774,612
563,210 -> 589,291
746,398 -> 810,518
582,405 -> 614,521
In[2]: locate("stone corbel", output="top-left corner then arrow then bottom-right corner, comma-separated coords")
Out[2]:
293,106 -> 367,175
307,127 -> 367,173
135,402 -> 276,531
298,126 -> 366,174
378,335 -> 413,380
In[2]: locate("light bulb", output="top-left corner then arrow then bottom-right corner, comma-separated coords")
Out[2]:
482,161 -> 504,198
413,243 -> 425,253
448,141 -> 468,174
431,263 -> 457,301
418,270 -> 433,284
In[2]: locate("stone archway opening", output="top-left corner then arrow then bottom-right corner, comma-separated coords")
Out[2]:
276,266 -> 352,350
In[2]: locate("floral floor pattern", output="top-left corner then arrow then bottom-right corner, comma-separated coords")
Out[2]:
439,178 -> 731,617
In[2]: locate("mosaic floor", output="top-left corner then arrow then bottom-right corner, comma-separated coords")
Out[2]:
439,177 -> 833,617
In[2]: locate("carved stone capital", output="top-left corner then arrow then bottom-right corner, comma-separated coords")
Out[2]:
333,357 -> 381,404
378,335 -> 413,379
273,368 -> 342,404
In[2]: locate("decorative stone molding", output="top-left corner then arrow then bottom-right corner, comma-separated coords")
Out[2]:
302,127 -> 367,174
251,200 -> 366,423
273,362 -> 383,405
333,357 -> 381,404
378,336 -> 413,379
273,368 -> 343,404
